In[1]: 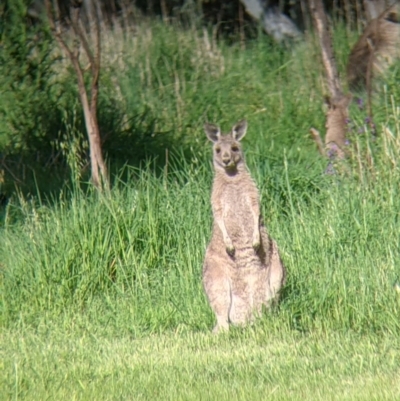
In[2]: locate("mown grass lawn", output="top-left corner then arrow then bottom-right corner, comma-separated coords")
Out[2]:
2,323 -> 400,400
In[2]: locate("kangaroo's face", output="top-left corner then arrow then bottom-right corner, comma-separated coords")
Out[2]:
213,135 -> 243,169
204,120 -> 248,172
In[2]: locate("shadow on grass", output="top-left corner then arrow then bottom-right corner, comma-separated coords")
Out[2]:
0,105 -> 197,207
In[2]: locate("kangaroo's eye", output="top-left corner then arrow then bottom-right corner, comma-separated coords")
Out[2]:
231,146 -> 239,152
215,147 -> 221,154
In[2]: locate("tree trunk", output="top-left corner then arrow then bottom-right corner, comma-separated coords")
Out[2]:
45,0 -> 109,190
308,0 -> 352,160
308,0 -> 343,101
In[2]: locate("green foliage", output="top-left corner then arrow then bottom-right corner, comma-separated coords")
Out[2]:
0,0 -> 61,153
0,1 -> 133,192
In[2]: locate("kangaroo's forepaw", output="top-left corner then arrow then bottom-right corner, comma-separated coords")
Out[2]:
252,234 -> 260,251
226,244 -> 235,256
224,237 -> 235,256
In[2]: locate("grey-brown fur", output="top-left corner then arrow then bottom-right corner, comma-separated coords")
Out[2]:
202,120 -> 286,333
347,3 -> 400,91
310,94 -> 352,159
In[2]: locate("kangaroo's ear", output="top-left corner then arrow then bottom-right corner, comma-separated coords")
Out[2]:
204,123 -> 221,142
384,4 -> 399,23
232,120 -> 247,141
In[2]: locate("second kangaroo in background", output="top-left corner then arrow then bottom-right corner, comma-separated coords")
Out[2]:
203,120 -> 286,333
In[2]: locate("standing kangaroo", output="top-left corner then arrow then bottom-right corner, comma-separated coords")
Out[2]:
347,3 -> 400,92
202,120 -> 286,333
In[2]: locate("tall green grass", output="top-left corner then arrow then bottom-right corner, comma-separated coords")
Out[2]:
1,146 -> 400,335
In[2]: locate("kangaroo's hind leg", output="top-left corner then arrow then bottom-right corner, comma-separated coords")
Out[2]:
203,256 -> 232,333
229,271 -> 257,326
265,240 -> 286,307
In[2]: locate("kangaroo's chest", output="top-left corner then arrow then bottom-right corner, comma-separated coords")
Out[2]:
217,184 -> 256,232
221,187 -> 248,214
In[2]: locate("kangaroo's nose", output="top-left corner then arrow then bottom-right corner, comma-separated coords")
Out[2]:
222,152 -> 231,164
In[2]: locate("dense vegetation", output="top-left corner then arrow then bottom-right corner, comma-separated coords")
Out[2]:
1,4 -> 400,400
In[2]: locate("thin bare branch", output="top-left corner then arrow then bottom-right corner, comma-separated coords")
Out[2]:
69,0 -> 101,110
70,5 -> 95,69
45,0 -> 74,61
308,0 -> 343,100
89,19 -> 101,117
366,38 -> 375,119
52,0 -> 61,28
45,0 -> 87,105
0,160 -> 24,185
93,0 -> 101,80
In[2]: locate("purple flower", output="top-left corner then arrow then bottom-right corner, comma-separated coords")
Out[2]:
345,139 -> 350,146
327,144 -> 338,159
364,117 -> 371,124
345,118 -> 353,133
357,97 -> 364,110
325,162 -> 336,175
